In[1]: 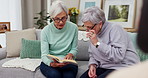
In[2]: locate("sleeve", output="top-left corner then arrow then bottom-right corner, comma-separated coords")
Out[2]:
69,26 -> 78,58
88,45 -> 99,67
41,30 -> 52,66
97,26 -> 128,63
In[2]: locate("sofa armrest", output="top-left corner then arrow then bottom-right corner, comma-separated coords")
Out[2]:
0,47 -> 7,60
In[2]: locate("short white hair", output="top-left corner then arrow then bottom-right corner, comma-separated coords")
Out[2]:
81,6 -> 106,24
49,0 -> 68,18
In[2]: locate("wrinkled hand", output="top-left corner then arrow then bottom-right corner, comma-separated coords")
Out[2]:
88,64 -> 97,78
64,53 -> 74,60
86,30 -> 98,46
50,59 -> 66,67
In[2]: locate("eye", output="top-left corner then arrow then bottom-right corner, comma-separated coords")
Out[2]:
54,18 -> 59,20
61,16 -> 66,19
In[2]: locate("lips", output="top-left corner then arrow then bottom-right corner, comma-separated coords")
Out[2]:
59,24 -> 64,26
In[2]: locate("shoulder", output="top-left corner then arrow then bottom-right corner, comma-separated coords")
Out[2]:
66,21 -> 78,29
41,23 -> 53,34
108,22 -> 125,33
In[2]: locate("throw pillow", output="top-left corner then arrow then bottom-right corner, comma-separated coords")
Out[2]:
6,28 -> 36,57
20,38 -> 41,59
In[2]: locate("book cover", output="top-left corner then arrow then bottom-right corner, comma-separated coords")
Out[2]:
47,54 -> 78,65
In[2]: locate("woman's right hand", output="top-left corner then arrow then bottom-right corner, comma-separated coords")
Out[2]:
50,62 -> 66,67
50,59 -> 66,67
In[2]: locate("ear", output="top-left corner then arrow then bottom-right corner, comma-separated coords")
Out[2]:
99,21 -> 103,28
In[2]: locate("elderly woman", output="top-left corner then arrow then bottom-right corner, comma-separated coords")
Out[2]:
80,6 -> 140,78
106,0 -> 148,78
39,0 -> 78,78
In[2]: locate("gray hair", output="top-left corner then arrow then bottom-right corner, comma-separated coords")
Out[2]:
49,0 -> 68,18
81,6 -> 106,24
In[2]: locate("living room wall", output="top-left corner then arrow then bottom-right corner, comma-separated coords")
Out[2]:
0,0 -> 22,47
0,0 -> 144,48
0,0 -> 46,47
22,0 -> 42,29
57,0 -> 143,31
0,0 -> 22,30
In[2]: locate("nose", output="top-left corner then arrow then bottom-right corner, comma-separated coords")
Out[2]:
59,20 -> 64,24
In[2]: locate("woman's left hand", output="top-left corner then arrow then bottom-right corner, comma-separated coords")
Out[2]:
88,64 -> 97,78
86,30 -> 98,46
64,53 -> 73,60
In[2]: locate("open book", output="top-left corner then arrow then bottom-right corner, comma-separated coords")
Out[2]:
47,54 -> 78,65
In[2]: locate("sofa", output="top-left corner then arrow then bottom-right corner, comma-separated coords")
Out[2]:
0,29 -> 147,78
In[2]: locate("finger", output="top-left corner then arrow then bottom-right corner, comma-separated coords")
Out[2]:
90,69 -> 94,76
88,70 -> 92,77
86,32 -> 92,36
70,57 -> 73,60
91,67 -> 96,75
64,55 -> 69,59
51,62 -> 57,67
93,69 -> 96,76
68,56 -> 73,60
86,33 -> 92,38
89,30 -> 95,34
64,56 -> 67,59
64,56 -> 69,59
89,69 -> 94,77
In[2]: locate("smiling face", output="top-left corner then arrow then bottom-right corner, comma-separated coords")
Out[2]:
53,11 -> 67,29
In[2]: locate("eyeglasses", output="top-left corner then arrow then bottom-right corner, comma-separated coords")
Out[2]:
53,16 -> 67,23
82,24 -> 97,31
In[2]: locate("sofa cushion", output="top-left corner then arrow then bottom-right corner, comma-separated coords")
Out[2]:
34,68 -> 46,78
76,40 -> 89,61
20,38 -> 41,59
0,47 -> 6,60
6,28 -> 36,57
77,61 -> 88,78
35,29 -> 41,40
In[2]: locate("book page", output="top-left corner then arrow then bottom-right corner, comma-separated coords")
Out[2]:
61,59 -> 77,64
47,55 -> 77,65
47,55 -> 60,62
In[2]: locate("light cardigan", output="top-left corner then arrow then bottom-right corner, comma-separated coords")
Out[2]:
88,21 -> 140,69
41,21 -> 78,66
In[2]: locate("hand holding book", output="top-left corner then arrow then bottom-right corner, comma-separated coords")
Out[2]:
50,59 -> 66,67
64,53 -> 74,60
47,54 -> 78,66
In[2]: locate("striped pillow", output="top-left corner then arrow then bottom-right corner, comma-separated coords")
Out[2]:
20,38 -> 41,59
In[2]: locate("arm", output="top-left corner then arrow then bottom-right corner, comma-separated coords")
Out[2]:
69,27 -> 78,58
97,27 -> 128,63
41,30 -> 52,66
88,46 -> 99,67
88,46 -> 98,78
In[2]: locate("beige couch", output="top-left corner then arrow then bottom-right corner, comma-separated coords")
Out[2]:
0,29 -> 89,78
0,29 -> 147,78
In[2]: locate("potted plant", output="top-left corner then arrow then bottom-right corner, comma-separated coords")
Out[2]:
68,7 -> 80,24
34,10 -> 52,29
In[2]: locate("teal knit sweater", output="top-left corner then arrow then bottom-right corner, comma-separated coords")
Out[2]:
41,21 -> 78,66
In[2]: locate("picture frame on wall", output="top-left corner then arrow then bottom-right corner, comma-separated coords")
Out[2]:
78,0 -> 102,26
0,22 -> 10,33
103,0 -> 136,31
